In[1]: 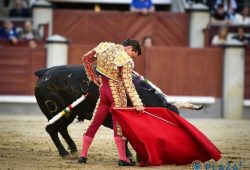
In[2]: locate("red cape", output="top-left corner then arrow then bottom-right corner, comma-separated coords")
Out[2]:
111,107 -> 221,166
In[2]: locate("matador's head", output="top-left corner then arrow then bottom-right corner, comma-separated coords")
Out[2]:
122,39 -> 142,59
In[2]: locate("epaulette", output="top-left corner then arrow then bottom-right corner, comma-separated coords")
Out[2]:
112,45 -> 134,67
94,42 -> 115,54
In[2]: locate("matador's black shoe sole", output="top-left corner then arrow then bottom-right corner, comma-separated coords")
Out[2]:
118,160 -> 136,166
78,156 -> 87,164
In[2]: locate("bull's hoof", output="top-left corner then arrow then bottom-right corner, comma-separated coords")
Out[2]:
70,151 -> 79,159
61,153 -> 72,160
78,156 -> 87,164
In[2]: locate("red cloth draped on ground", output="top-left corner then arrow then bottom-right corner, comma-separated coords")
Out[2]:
111,107 -> 221,166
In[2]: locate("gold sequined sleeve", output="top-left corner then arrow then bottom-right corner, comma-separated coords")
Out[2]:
82,50 -> 98,84
122,63 -> 143,107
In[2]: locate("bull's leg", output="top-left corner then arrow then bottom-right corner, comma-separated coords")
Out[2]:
59,127 -> 78,159
45,125 -> 70,158
125,139 -> 133,159
173,102 -> 203,110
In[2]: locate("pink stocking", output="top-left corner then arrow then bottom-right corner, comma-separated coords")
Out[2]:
114,136 -> 129,162
80,135 -> 93,158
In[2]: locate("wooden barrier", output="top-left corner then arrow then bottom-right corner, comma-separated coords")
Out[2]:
145,47 -> 223,97
53,10 -> 188,46
68,44 -> 95,65
68,45 -> 223,97
0,44 -> 247,99
0,45 -> 46,95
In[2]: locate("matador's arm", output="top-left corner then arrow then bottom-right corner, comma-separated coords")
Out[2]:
122,63 -> 143,107
82,50 -> 100,86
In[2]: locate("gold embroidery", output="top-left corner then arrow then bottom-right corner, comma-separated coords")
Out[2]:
109,79 -> 127,137
94,42 -> 115,53
82,50 -> 98,84
112,46 -> 133,67
109,79 -> 127,107
122,63 -> 143,106
116,123 -> 122,136
95,43 -> 133,82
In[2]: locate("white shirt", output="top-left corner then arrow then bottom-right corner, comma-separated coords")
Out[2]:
211,35 -> 230,45
233,14 -> 250,25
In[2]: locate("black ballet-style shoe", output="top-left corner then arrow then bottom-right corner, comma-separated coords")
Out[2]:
118,160 -> 136,166
78,156 -> 87,164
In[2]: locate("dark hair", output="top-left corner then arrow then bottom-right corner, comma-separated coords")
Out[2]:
122,39 -> 142,55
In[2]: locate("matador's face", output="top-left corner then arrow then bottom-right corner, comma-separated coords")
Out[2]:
124,46 -> 139,59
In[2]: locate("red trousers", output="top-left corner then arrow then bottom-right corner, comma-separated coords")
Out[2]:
85,76 -> 118,137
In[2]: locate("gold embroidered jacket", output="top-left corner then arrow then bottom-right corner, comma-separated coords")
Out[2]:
82,42 -> 143,107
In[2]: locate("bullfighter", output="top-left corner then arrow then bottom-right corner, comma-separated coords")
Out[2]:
78,39 -> 144,166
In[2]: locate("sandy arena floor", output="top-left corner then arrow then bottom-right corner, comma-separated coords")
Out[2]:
0,115 -> 249,170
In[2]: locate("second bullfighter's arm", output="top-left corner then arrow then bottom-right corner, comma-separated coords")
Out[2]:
82,50 -> 100,86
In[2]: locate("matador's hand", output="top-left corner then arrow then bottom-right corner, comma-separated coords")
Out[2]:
135,105 -> 144,112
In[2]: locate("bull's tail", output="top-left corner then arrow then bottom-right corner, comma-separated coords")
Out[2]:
34,68 -> 49,78
173,102 -> 203,110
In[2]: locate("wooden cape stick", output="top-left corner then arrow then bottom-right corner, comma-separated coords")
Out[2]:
113,107 -> 177,126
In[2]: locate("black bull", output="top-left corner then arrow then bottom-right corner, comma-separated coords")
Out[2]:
34,65 -> 179,158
